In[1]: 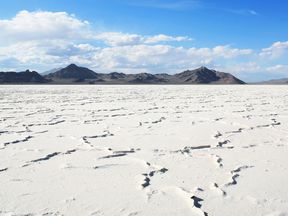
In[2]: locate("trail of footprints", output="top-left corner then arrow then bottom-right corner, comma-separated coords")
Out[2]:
141,165 -> 168,189
191,195 -> 209,216
212,154 -> 223,168
225,165 -> 254,187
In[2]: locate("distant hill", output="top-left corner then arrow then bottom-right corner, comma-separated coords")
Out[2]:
128,73 -> 168,84
1,64 -> 246,84
174,67 -> 245,84
45,64 -> 98,81
0,70 -> 48,84
254,78 -> 288,84
107,72 -> 127,80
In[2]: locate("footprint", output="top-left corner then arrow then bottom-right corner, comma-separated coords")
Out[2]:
141,167 -> 168,189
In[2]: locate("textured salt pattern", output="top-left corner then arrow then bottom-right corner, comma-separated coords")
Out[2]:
0,85 -> 288,216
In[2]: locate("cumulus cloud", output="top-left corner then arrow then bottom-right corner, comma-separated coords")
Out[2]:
212,46 -> 253,58
0,11 -> 192,47
0,10 -> 90,44
93,32 -> 192,46
260,41 -> 288,59
216,62 -> 262,74
145,34 -> 192,43
0,38 -> 255,73
0,10 -> 287,76
93,32 -> 143,46
266,65 -> 288,73
218,63 -> 288,76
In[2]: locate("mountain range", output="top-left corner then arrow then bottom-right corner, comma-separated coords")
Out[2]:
0,70 -> 48,84
0,64 -> 246,84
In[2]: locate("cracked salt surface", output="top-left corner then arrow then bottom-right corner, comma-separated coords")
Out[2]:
0,85 -> 288,216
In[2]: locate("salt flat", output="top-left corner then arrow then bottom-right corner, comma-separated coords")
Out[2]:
0,85 -> 288,216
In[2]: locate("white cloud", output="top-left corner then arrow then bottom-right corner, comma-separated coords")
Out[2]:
266,65 -> 288,73
0,10 -> 89,44
216,62 -> 262,74
260,41 -> 288,59
0,39 -> 254,73
217,63 -> 288,76
0,10 -> 287,77
93,32 -> 192,46
79,44 -> 253,73
0,41 -> 60,64
93,32 -> 143,46
212,45 -> 253,58
145,34 -> 192,43
0,11 -> 192,47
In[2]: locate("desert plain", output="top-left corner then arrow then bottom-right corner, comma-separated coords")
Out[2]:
0,85 -> 288,216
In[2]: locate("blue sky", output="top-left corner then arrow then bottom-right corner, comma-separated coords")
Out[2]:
0,0 -> 288,81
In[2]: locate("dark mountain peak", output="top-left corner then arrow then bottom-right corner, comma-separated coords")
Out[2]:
176,67 -> 216,83
194,66 -> 215,73
46,64 -> 98,80
66,63 -> 79,69
198,66 -> 210,71
175,67 -> 245,84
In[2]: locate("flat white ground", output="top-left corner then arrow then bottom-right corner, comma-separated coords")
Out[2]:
0,85 -> 288,216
